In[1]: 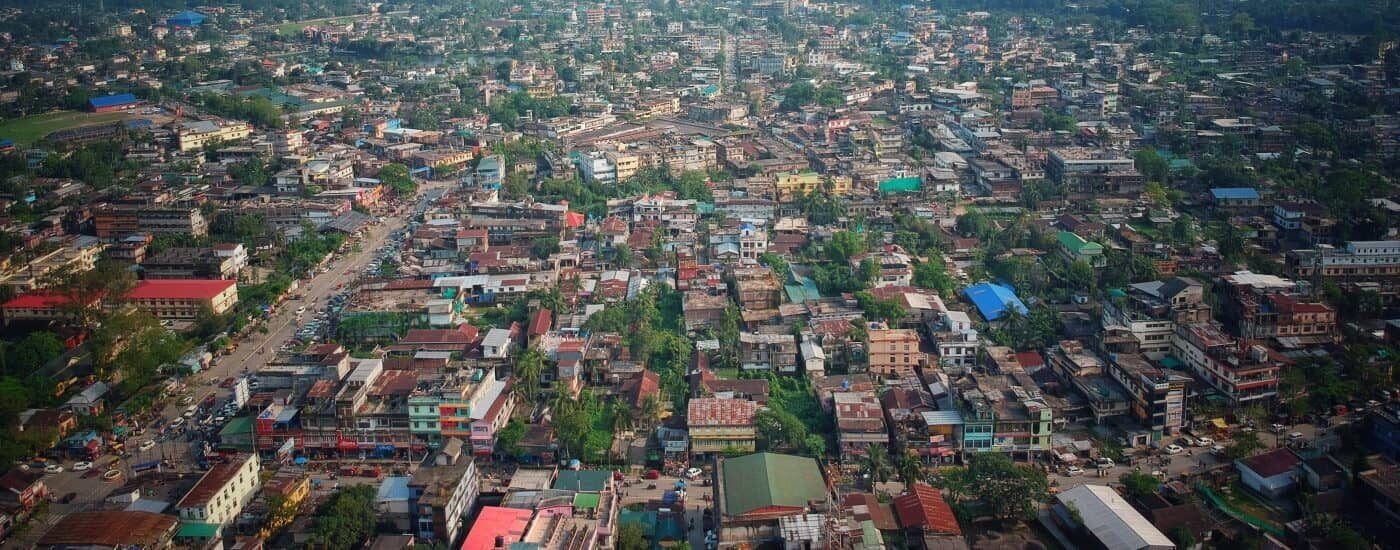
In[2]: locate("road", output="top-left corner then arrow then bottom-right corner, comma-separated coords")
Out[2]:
617,472 -> 714,550
5,182 -> 452,549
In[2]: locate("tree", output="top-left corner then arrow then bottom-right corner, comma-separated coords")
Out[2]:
42,260 -> 135,329
530,236 -> 560,260
1226,431 -> 1264,460
1120,471 -> 1160,498
609,399 -> 633,434
913,255 -> 957,296
1134,148 -> 1170,183
378,163 -> 415,196
312,485 -> 376,550
940,453 -> 1049,523
863,444 -> 893,485
616,523 -> 647,550
638,395 -> 662,431
826,230 -> 866,263
8,332 -> 64,373
854,291 -> 906,324
513,347 -> 546,404
897,451 -> 924,486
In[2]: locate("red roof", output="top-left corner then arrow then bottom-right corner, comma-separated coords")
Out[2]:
894,483 -> 962,535
127,279 -> 235,301
1239,448 -> 1300,478
1015,351 -> 1045,370
687,397 -> 756,427
528,308 -> 553,337
1,292 -> 95,309
565,211 -> 586,228
461,506 -> 533,550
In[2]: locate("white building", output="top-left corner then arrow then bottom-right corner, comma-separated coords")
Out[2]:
1053,484 -> 1173,550
176,453 -> 261,529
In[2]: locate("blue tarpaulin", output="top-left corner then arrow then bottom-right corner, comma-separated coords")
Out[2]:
963,282 -> 1029,321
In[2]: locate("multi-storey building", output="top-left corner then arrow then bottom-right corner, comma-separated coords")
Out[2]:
124,279 -> 239,320
1172,323 -> 1282,406
955,370 -> 1054,458
1218,271 -> 1338,346
1101,277 -> 1212,359
1046,147 -> 1143,199
867,328 -> 924,379
738,332 -> 798,372
176,119 -> 254,151
175,454 -> 261,532
1107,353 -> 1191,443
833,391 -> 889,461
94,204 -> 208,238
408,442 -> 479,544
688,397 -> 757,456
1047,340 -> 1131,424
1288,240 -> 1400,289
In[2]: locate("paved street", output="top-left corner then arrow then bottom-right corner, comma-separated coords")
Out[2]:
616,472 -> 714,549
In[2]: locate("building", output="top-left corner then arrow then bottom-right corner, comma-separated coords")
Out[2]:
738,332 -> 798,372
955,370 -> 1054,457
176,454 -> 262,532
94,204 -> 208,238
893,484 -> 963,546
688,397 -> 757,456
125,279 -> 239,321
408,441 -> 479,544
177,119 -> 254,152
2,292 -> 102,325
1357,456 -> 1400,525
1101,278 -> 1211,359
88,93 -> 139,113
1235,448 -> 1300,498
1046,148 -> 1143,199
1052,484 -> 1174,550
36,511 -> 179,549
867,328 -> 924,379
1218,272 -> 1337,346
142,246 -> 247,280
461,506 -> 533,550
962,283 -> 1028,322
1210,187 -> 1263,209
0,470 -> 49,512
1171,323 -> 1281,406
715,452 -> 828,544
1288,240 -> 1400,288
1057,231 -> 1106,268
833,391 -> 888,462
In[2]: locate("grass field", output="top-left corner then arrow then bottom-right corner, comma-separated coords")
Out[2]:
0,111 -> 130,146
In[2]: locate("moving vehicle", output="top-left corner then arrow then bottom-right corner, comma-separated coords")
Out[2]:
685,467 -> 703,479
1065,466 -> 1084,476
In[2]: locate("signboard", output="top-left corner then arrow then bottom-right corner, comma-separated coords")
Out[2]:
277,437 -> 296,461
232,378 -> 250,408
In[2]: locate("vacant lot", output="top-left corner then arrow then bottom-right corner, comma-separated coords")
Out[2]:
0,111 -> 130,146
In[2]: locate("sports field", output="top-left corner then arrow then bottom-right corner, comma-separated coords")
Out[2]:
0,110 -> 130,146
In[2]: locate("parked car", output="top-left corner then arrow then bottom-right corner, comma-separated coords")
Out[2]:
685,467 -> 703,479
1288,432 -> 1304,440
1163,444 -> 1184,455
1065,466 -> 1084,476
44,464 -> 63,474
72,461 -> 92,471
1195,436 -> 1214,447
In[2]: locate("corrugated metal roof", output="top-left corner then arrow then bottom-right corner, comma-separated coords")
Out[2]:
1056,484 -> 1173,550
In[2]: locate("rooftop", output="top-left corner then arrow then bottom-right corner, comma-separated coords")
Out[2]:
38,511 -> 178,547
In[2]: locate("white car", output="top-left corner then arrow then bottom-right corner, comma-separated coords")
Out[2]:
1164,444 -> 1184,455
685,467 -> 703,479
72,461 -> 93,471
139,440 -> 156,451
44,464 -> 63,474
1065,466 -> 1084,476
1195,436 -> 1214,447
1288,432 -> 1304,440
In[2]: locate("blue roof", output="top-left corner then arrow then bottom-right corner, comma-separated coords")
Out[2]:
963,283 -> 1028,321
167,10 -> 207,25
1210,187 -> 1259,200
89,93 -> 137,108
376,476 -> 411,502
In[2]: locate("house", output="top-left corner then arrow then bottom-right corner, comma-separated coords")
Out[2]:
0,470 -> 49,512
176,454 -> 261,535
1057,231 -> 1106,268
893,484 -> 965,548
738,332 -> 797,372
1210,187 -> 1262,209
715,453 -> 828,544
87,93 -> 139,113
834,391 -> 888,462
688,397 -> 757,456
36,511 -> 180,549
962,283 -> 1028,321
1357,456 -> 1400,525
1236,449 -> 1300,498
65,381 -> 110,416
1052,484 -> 1174,550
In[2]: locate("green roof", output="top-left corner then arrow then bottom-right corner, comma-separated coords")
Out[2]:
553,470 -> 612,492
573,492 -> 601,509
878,177 -> 922,194
1057,231 -> 1102,254
219,416 -> 253,436
721,452 -> 826,517
177,521 -> 220,539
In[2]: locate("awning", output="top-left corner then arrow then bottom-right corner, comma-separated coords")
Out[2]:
1210,418 -> 1228,429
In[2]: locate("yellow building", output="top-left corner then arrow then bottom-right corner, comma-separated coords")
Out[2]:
125,279 -> 239,321
259,470 -> 310,537
868,328 -> 925,379
774,171 -> 851,200
606,150 -> 641,181
177,120 -> 254,152
687,398 -> 757,456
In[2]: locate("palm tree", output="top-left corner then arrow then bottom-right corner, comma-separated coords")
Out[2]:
513,348 -> 545,404
863,444 -> 893,485
639,395 -> 662,431
897,451 -> 924,486
609,400 -> 634,434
